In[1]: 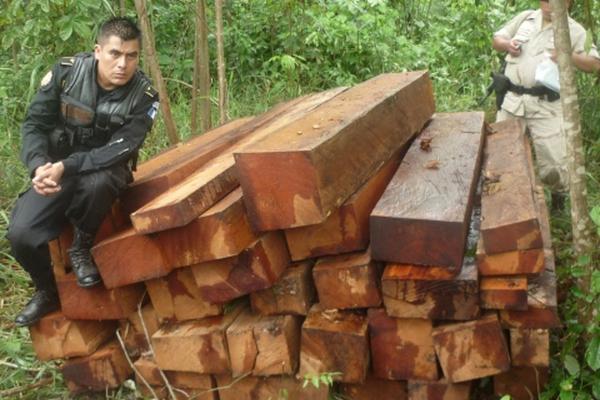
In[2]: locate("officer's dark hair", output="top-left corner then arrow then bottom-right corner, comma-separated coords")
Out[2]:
97,17 -> 141,45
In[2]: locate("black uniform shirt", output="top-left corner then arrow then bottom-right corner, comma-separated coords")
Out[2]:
20,59 -> 159,178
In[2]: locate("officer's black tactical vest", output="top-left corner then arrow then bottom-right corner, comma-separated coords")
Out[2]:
56,52 -> 153,152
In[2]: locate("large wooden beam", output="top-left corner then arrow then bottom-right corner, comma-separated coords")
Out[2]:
367,308 -> 438,381
313,249 -> 382,310
339,376 -> 407,400
298,304 -> 369,384
61,341 -> 132,394
499,250 -> 561,329
480,120 -> 542,254
122,117 -> 252,214
158,187 -> 257,268
145,267 -> 223,322
29,311 -> 116,361
432,313 -> 510,383
480,276 -> 528,310
151,304 -> 243,374
407,379 -> 472,400
236,72 -> 434,231
493,367 -> 549,400
381,261 -> 479,320
284,152 -> 402,261
215,374 -> 329,400
192,231 -> 290,303
250,261 -> 316,316
57,272 -> 145,320
131,88 -> 345,234
510,328 -> 550,367
371,112 -> 485,268
118,303 -> 160,356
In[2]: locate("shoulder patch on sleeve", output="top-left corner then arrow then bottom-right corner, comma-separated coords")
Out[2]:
144,85 -> 158,98
147,101 -> 160,120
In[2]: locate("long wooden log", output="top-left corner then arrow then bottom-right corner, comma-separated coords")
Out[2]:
313,249 -> 382,310
298,304 -> 369,384
432,313 -> 511,383
61,341 -> 132,394
57,272 -> 145,320
381,261 -> 479,320
493,367 -> 549,400
131,88 -> 345,234
499,249 -> 561,329
480,276 -> 528,310
118,303 -> 160,356
122,117 -> 251,213
407,379 -> 472,400
215,374 -> 329,400
145,267 -> 223,322
29,312 -> 116,361
480,120 -> 542,254
339,376 -> 407,400
93,187 -> 258,288
284,152 -> 403,261
510,328 -> 550,367
367,308 -> 438,381
371,112 -> 485,267
250,261 -> 316,316
236,72 -> 434,231
192,231 -> 290,303
225,309 -> 259,377
151,304 -> 243,374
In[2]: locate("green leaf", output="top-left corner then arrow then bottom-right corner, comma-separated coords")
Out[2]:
591,270 -> 600,296
590,206 -> 600,227
311,375 -> 320,388
592,381 -> 600,399
59,24 -> 73,41
584,29 -> 593,54
585,336 -> 600,371
559,390 -> 574,400
564,355 -> 580,376
500,396 -> 511,400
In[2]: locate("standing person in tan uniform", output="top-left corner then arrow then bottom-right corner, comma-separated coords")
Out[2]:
492,0 -> 600,210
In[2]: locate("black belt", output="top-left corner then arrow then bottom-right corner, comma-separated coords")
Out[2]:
508,82 -> 560,102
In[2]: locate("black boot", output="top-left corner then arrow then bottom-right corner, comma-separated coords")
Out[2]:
15,289 -> 60,327
68,228 -> 102,288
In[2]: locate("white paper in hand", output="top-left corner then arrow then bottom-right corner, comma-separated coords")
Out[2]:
535,58 -> 560,92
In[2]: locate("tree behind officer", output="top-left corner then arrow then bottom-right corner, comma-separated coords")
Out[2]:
492,0 -> 600,209
7,17 -> 159,327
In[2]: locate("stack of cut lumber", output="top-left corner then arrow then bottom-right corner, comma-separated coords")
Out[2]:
29,71 -> 558,400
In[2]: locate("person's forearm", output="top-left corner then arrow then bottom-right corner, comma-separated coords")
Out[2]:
493,36 -> 510,53
572,52 -> 600,74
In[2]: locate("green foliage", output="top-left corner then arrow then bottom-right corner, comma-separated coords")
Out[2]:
302,371 -> 342,389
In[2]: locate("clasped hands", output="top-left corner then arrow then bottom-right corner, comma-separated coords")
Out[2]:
33,162 -> 65,196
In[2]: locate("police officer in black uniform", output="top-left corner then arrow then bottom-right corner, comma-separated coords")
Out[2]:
8,17 -> 159,326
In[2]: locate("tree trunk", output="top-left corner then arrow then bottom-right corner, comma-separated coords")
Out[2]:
215,0 -> 228,124
193,0 -> 211,133
134,0 -> 180,145
119,0 -> 126,16
550,0 -> 594,255
582,0 -> 596,42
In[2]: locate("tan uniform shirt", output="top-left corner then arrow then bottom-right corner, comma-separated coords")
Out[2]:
494,9 -> 599,118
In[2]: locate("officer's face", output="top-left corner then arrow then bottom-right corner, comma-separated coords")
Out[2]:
94,35 -> 140,91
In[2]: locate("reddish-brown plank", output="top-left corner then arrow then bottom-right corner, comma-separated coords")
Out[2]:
215,374 -> 329,400
145,267 -> 222,322
494,367 -> 549,400
339,376 -> 407,400
368,308 -> 438,381
192,231 -> 290,303
432,313 -> 511,383
236,72 -> 434,231
151,304 -> 243,374
131,88 -> 345,234
480,276 -> 528,310
61,341 -> 132,394
298,304 -> 369,384
371,112 -> 485,268
250,261 -> 316,316
381,261 -> 479,320
407,379 -> 472,400
510,328 -> 550,367
284,152 -> 403,261
480,120 -> 542,254
29,311 -> 116,361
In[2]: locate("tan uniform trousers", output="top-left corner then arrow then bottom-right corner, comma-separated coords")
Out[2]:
496,101 -> 568,192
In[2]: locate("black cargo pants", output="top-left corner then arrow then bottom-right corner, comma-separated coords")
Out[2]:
7,164 -> 131,291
